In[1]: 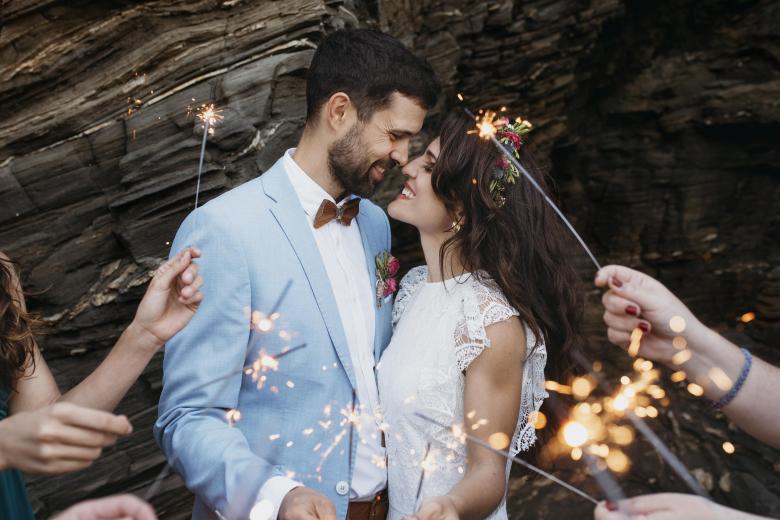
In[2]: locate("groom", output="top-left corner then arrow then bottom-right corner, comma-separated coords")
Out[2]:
155,29 -> 439,520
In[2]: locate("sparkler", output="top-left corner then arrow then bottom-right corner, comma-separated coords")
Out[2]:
191,103 -> 223,229
464,106 -> 602,271
413,412 -> 599,505
137,341 -> 308,501
569,349 -> 710,498
414,441 -> 434,508
460,97 -> 715,511
127,342 -> 307,424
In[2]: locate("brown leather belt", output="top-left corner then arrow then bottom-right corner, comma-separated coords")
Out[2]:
347,490 -> 388,520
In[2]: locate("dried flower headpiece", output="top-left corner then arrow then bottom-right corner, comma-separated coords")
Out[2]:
483,112 -> 533,207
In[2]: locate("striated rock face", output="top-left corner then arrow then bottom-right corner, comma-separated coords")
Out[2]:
0,0 -> 778,518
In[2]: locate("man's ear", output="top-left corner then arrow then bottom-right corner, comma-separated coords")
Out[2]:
325,92 -> 354,131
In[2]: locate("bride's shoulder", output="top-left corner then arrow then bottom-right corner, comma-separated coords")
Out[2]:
400,265 -> 428,288
392,266 -> 428,328
465,271 -> 513,306
460,271 -> 522,329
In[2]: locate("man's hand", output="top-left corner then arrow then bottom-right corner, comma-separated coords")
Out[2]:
0,402 -> 131,474
53,494 -> 156,520
404,496 -> 459,520
131,247 -> 203,350
593,493 -> 763,520
278,487 -> 338,520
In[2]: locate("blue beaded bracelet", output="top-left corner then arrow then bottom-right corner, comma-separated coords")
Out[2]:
713,347 -> 752,410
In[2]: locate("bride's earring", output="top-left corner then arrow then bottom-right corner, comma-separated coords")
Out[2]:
448,220 -> 462,233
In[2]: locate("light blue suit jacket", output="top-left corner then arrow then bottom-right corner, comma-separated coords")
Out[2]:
154,156 -> 394,519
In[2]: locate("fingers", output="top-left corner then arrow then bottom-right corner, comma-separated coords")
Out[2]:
607,327 -> 632,348
179,274 -> 203,301
313,498 -> 337,520
154,247 -> 199,288
35,458 -> 94,475
46,424 -> 119,448
594,501 -> 630,520
53,494 -> 157,520
602,290 -> 642,317
87,494 -> 157,520
594,265 -> 642,288
603,310 -> 650,337
411,500 -> 441,520
39,443 -> 102,463
57,404 -> 132,436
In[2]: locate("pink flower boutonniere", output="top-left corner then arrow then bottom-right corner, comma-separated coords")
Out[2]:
375,251 -> 400,307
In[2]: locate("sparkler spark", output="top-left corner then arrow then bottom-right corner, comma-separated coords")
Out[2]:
414,412 -> 599,505
568,349 -> 710,498
189,102 -> 223,221
462,106 -> 602,270
562,421 -> 589,447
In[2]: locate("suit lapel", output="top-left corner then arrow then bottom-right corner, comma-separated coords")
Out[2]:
262,162 -> 357,389
355,206 -> 383,363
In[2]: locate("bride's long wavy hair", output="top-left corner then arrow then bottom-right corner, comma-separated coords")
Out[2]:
432,109 -> 585,449
0,258 -> 38,391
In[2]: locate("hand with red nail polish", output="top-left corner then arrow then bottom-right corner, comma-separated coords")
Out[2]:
594,265 -> 704,366
593,493 -> 769,520
594,266 -> 780,451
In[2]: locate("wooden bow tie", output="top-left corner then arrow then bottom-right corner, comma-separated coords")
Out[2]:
313,198 -> 361,229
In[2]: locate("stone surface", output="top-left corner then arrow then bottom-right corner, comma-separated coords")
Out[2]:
0,0 -> 778,517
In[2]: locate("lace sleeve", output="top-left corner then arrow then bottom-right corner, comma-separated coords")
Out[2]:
453,276 -> 520,372
512,328 -> 548,454
454,275 -> 548,455
392,266 -> 428,329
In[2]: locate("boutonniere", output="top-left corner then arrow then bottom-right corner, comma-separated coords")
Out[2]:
375,251 -> 400,307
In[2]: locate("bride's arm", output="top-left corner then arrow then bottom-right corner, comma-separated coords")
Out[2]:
408,317 -> 526,520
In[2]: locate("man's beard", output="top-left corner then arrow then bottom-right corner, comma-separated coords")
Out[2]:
328,123 -> 395,199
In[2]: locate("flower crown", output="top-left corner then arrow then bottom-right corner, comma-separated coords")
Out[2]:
489,115 -> 533,207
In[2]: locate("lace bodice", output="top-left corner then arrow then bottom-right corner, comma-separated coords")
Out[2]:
378,267 -> 548,520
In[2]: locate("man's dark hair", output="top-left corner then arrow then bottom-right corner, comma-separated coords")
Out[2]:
306,29 -> 440,124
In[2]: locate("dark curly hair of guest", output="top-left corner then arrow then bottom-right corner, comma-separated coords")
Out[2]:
0,256 -> 38,391
432,108 -> 586,452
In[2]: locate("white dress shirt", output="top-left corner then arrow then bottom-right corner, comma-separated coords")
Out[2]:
256,149 -> 387,517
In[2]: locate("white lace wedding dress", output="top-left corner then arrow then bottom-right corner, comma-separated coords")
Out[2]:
377,267 -> 547,520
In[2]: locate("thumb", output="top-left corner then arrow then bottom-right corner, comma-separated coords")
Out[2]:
313,498 -> 337,520
595,265 -> 650,306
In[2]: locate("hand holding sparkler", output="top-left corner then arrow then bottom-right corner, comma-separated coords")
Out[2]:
596,265 -> 780,449
53,494 -> 157,520
129,246 -> 203,352
594,493 -> 773,520
405,496 -> 459,520
595,264 -> 703,363
278,487 -> 337,520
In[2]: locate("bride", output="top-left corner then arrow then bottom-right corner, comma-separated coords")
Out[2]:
377,109 -> 584,520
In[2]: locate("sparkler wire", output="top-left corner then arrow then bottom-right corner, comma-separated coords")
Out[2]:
138,341 -> 308,501
413,412 -> 599,506
414,441 -> 433,509
463,108 -> 602,271
194,118 -> 209,211
463,101 -> 705,499
570,350 -> 709,498
127,342 -> 307,424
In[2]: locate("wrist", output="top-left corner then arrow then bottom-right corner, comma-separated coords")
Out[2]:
681,327 -> 745,401
445,493 -> 466,517
125,320 -> 165,353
